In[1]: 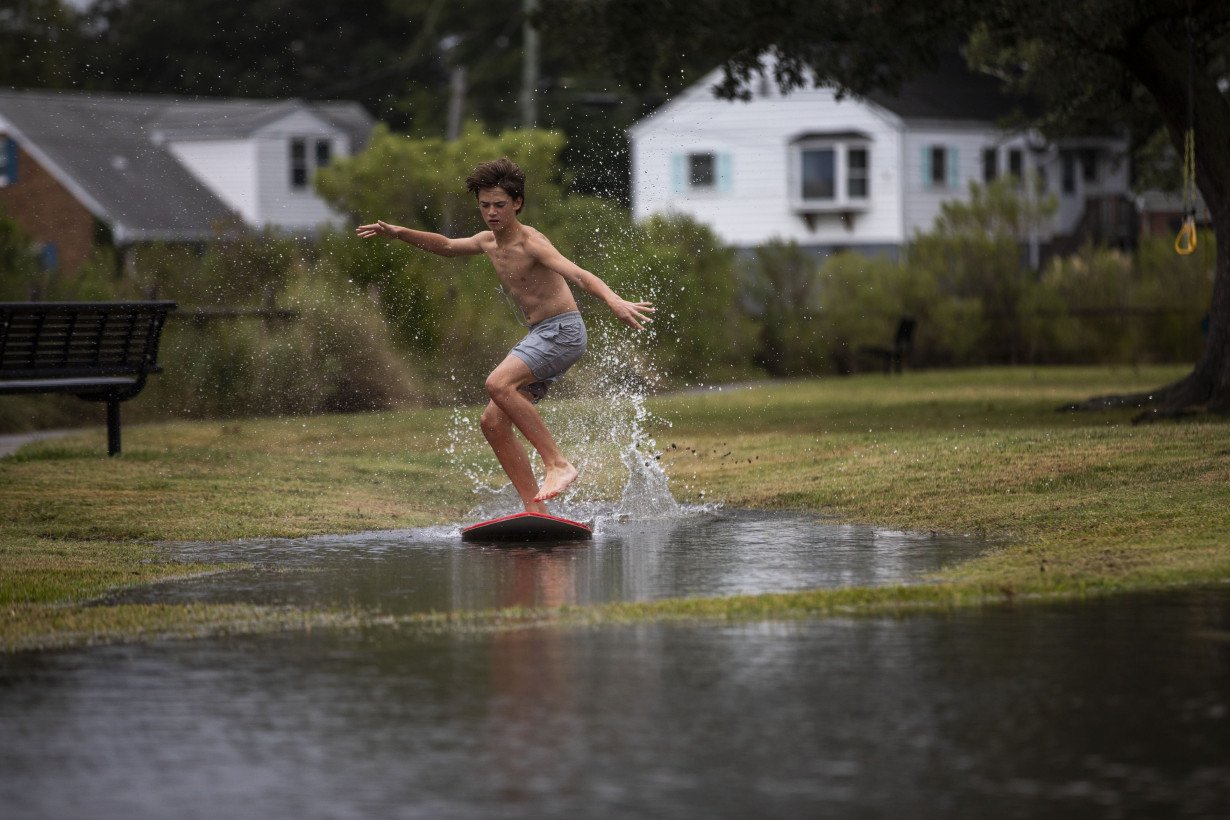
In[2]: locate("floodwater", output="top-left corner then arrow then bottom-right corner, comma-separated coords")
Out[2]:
0,431 -> 1226,820
97,509 -> 983,614
1,587 -> 1227,818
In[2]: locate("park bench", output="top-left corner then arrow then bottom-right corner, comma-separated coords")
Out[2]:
858,316 -> 916,374
0,301 -> 176,455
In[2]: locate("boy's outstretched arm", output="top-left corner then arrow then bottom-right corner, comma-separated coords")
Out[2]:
529,235 -> 655,330
355,220 -> 483,257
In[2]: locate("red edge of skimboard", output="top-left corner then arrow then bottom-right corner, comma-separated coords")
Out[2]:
461,511 -> 593,542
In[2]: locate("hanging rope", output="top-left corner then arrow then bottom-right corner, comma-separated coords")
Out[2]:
1175,129 -> 1198,255
1175,7 -> 1198,256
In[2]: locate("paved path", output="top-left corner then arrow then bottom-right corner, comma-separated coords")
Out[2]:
0,429 -> 75,458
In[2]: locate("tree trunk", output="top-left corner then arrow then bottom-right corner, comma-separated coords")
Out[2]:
1068,23 -> 1230,418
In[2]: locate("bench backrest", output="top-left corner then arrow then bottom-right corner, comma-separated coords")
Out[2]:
0,301 -> 176,380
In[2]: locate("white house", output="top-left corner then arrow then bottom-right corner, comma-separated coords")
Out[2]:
629,55 -> 1132,261
0,89 -> 373,271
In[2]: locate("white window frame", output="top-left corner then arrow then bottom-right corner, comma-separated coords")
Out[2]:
290,136 -> 335,191
790,138 -> 871,211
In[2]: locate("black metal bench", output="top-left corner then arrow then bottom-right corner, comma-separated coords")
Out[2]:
858,316 -> 916,374
0,301 -> 176,455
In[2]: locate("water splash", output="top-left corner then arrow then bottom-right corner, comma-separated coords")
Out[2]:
447,316 -> 709,529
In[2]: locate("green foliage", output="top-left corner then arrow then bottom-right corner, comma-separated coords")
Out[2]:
632,216 -> 756,384
0,206 -> 39,298
907,179 -> 1057,364
1035,236 -> 1213,364
0,0 -> 82,90
317,127 -> 753,389
315,124 -> 569,233
742,240 -> 825,376
0,227 -> 422,427
817,251 -> 982,372
145,269 -> 422,419
734,180 -> 1204,377
80,0 -> 438,131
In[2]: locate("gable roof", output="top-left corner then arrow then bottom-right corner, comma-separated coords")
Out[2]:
867,53 -> 1031,124
0,89 -> 374,243
630,52 -> 1030,136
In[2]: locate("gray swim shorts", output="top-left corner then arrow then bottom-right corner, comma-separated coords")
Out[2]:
509,310 -> 587,403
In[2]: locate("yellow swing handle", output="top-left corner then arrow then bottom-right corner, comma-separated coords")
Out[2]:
1175,215 -> 1197,255
1175,128 -> 1198,256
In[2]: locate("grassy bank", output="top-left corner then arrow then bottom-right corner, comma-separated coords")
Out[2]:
3,365 -> 1228,650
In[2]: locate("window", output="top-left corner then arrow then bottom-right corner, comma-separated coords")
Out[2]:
290,139 -> 308,189
922,145 -> 959,190
928,146 -> 947,188
0,137 -> 18,186
289,137 -> 335,190
689,152 -> 716,188
1080,148 -> 1098,183
791,137 -> 870,208
847,147 -> 869,199
1008,149 -> 1023,180
982,148 -> 998,183
1061,151 -> 1076,194
800,148 -> 836,200
671,152 -> 732,193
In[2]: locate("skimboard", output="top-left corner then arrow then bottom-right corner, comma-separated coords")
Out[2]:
461,512 -> 593,543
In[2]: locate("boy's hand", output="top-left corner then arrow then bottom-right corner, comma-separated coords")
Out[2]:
610,299 -> 655,330
355,220 -> 398,239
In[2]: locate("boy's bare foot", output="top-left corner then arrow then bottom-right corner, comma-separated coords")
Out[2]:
533,463 -> 578,502
525,499 -> 550,515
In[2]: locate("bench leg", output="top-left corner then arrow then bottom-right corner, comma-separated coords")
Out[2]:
106,398 -> 121,456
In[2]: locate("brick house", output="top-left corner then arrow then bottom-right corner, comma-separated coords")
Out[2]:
0,89 -> 374,273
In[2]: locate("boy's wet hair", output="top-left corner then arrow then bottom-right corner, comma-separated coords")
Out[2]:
465,157 -> 525,212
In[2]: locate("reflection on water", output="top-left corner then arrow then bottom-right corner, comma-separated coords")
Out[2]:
101,510 -> 981,614
2,588 -> 1227,818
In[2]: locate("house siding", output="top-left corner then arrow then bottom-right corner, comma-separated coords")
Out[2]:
1042,141 -> 1132,235
166,139 -> 259,225
902,126 -> 1007,237
252,110 -> 346,232
631,81 -> 905,250
631,77 -> 1132,256
0,136 -> 96,274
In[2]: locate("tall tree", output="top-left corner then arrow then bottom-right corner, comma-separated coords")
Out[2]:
71,0 -> 697,201
0,0 -> 83,89
538,0 -> 1230,417
80,0 -> 442,130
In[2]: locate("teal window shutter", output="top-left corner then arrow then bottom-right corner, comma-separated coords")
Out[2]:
39,243 -> 58,271
947,147 -> 959,189
2,138 -> 17,184
921,146 -> 932,189
671,154 -> 686,193
716,153 -> 733,192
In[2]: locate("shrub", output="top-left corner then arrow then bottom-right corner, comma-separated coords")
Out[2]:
1036,235 -> 1213,364
742,240 -> 826,375
0,206 -> 41,299
144,268 -> 422,419
906,178 -> 1057,365
316,127 -> 754,389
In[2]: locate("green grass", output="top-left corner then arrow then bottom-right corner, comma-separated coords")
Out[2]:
3,364 -> 1228,651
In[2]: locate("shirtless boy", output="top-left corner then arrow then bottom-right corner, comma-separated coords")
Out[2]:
356,157 -> 654,512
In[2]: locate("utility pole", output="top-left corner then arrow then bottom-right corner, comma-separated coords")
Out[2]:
520,0 -> 539,128
446,65 -> 467,142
